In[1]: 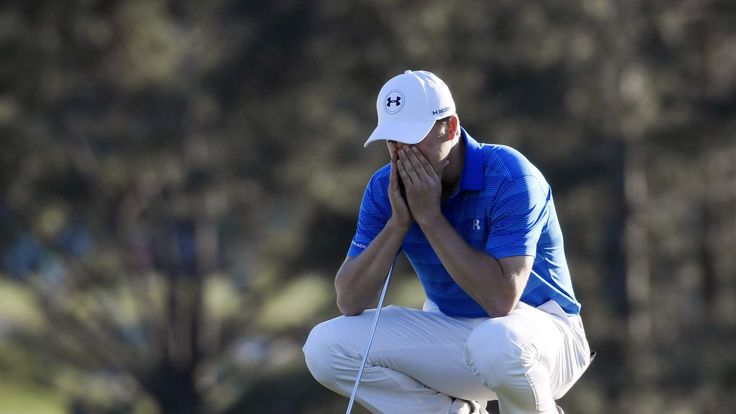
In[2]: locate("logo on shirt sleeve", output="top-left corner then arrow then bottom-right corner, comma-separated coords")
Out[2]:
473,219 -> 481,231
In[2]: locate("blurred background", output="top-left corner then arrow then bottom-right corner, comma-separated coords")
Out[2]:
1,0 -> 735,413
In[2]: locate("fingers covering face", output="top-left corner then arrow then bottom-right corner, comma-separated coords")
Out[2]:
408,147 -> 437,180
397,151 -> 418,185
400,147 -> 438,183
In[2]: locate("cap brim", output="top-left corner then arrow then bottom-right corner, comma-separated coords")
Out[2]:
363,120 -> 436,148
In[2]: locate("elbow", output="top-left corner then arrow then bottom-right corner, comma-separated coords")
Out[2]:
485,264 -> 530,317
486,302 -> 515,318
335,266 -> 367,316
335,283 -> 363,316
336,298 -> 364,316
484,291 -> 520,318
334,261 -> 363,316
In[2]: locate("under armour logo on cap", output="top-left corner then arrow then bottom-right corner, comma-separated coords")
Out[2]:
384,90 -> 404,114
386,96 -> 401,107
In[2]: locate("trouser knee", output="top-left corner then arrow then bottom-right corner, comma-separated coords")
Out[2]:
464,319 -> 527,391
303,318 -> 353,389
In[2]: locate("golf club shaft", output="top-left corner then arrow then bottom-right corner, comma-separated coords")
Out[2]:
345,253 -> 398,414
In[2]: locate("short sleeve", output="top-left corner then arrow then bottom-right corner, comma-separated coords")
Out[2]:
485,175 -> 549,259
347,170 -> 391,257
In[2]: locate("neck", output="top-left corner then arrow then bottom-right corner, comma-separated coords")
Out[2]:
442,135 -> 465,194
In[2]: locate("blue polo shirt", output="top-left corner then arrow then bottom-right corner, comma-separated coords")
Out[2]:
347,129 -> 580,317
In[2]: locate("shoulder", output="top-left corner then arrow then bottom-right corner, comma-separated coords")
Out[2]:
481,144 -> 545,185
368,163 -> 391,187
361,163 -> 391,200
373,162 -> 391,179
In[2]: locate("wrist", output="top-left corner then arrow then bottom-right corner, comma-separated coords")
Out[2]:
387,216 -> 411,233
414,210 -> 444,228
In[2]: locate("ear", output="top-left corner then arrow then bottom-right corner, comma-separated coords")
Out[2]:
446,115 -> 460,141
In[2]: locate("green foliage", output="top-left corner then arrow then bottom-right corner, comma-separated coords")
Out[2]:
0,1 -> 735,413
256,274 -> 332,331
0,382 -> 67,414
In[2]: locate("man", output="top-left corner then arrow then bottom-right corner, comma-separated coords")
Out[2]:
303,70 -> 591,414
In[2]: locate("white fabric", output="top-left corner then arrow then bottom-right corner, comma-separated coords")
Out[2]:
303,300 -> 591,414
364,70 -> 456,147
449,398 -> 487,414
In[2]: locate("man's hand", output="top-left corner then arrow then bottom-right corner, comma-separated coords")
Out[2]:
335,145 -> 413,315
397,146 -> 448,225
387,143 -> 412,229
397,145 -> 531,316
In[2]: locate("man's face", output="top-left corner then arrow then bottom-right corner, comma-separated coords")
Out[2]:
386,120 -> 452,173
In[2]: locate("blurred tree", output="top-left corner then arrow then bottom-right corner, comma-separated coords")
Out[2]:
0,0 -> 735,413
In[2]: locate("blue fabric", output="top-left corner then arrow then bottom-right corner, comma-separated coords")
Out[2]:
347,129 -> 580,317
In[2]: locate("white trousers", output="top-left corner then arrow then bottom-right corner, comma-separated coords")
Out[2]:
303,300 -> 591,414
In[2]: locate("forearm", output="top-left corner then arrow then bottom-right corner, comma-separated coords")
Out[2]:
417,214 -> 524,317
335,219 -> 407,316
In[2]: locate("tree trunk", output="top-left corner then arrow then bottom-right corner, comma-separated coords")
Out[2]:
151,365 -> 202,414
702,142 -> 736,325
623,140 -> 655,385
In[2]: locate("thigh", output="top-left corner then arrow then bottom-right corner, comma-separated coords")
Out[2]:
472,303 -> 563,345
317,305 -> 498,401
467,303 -> 565,371
466,302 -> 589,398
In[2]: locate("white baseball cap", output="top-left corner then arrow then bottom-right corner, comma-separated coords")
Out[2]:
363,70 -> 456,147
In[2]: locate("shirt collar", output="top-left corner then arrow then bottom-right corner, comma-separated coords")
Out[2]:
458,128 -> 484,191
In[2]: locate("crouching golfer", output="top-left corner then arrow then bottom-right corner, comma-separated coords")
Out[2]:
303,70 -> 592,414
